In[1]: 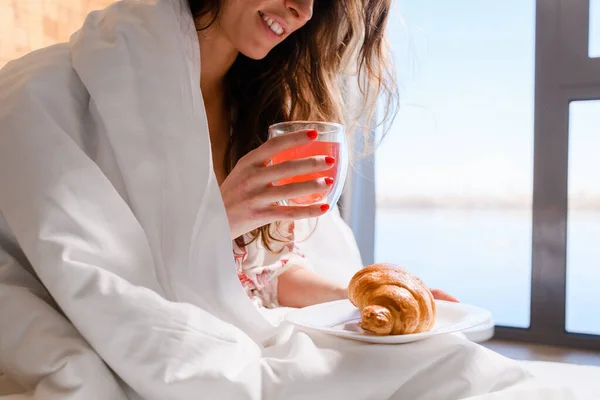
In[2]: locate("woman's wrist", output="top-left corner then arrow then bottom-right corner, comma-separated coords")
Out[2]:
335,286 -> 349,300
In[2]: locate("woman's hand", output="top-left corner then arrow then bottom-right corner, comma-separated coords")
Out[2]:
430,288 -> 459,303
220,129 -> 335,240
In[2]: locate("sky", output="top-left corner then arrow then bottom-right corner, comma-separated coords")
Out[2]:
375,0 -> 600,200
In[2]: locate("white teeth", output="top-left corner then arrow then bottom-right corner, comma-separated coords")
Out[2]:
261,13 -> 284,36
270,21 -> 283,35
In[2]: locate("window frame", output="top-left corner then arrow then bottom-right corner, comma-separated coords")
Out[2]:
496,0 -> 600,349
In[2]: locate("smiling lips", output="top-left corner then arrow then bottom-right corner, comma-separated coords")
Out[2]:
259,11 -> 285,36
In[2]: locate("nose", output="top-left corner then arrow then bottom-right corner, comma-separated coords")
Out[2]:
285,0 -> 313,23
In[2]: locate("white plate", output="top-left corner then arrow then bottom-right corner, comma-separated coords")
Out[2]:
284,299 -> 492,344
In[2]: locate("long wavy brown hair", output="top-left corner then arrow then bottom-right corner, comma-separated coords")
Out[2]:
187,0 -> 398,250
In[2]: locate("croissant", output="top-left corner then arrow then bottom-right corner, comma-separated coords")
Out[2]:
348,263 -> 436,335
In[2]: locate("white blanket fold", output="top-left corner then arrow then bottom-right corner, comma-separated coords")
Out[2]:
0,0 -> 589,399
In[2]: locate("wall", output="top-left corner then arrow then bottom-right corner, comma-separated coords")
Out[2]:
0,0 -> 116,68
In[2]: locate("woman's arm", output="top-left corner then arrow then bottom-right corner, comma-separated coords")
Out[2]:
277,265 -> 348,308
276,265 -> 460,308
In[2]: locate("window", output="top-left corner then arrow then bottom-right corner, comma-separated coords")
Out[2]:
566,100 -> 600,335
375,0 -> 535,328
353,0 -> 600,349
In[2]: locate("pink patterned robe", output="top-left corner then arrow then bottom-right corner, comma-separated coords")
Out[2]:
233,221 -> 308,308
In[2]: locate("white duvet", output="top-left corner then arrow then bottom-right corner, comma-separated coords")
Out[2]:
0,0 -> 596,398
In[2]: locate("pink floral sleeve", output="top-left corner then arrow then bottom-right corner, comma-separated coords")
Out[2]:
233,221 -> 309,308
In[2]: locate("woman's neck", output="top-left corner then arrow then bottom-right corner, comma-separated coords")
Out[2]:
196,21 -> 239,107
194,18 -> 238,184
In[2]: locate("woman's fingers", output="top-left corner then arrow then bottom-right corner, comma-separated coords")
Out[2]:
259,177 -> 333,203
262,203 -> 330,221
220,129 -> 337,239
430,289 -> 459,303
261,155 -> 335,183
250,129 -> 318,164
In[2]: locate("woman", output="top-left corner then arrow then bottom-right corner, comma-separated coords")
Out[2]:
0,0 -> 535,399
192,0 -> 389,309
189,0 -> 457,309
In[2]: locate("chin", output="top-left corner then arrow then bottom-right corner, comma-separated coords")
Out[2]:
239,47 -> 272,60
236,37 -> 277,60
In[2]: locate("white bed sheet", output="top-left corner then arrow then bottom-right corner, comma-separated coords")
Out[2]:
3,360 -> 600,399
523,361 -> 600,390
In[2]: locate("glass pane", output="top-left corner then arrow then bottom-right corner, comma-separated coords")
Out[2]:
591,0 -> 600,58
375,0 -> 535,328
566,100 -> 600,335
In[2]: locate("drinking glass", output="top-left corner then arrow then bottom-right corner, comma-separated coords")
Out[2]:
268,121 -> 349,210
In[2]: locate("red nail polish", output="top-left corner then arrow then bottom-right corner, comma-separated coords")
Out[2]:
307,130 -> 318,139
320,204 -> 330,212
325,177 -> 334,186
325,156 -> 336,165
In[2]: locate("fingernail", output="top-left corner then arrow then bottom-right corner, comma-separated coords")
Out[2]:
320,204 -> 330,212
325,177 -> 334,186
325,156 -> 336,165
307,130 -> 318,140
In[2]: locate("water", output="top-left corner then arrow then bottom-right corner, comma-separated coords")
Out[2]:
374,208 -> 600,335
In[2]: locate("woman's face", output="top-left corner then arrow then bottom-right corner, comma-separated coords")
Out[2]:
218,0 -> 314,59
